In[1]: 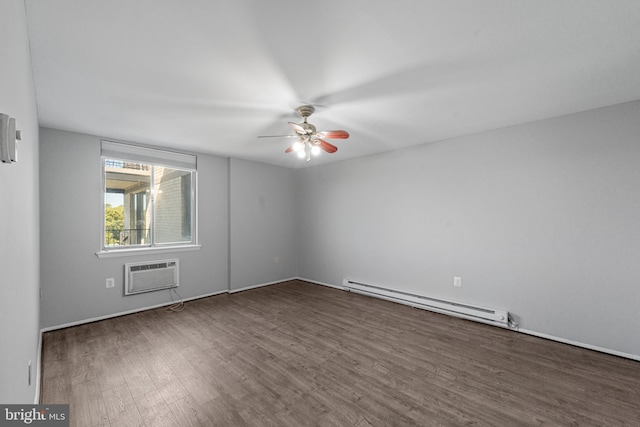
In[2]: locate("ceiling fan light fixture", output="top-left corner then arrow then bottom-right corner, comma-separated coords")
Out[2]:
258,105 -> 349,162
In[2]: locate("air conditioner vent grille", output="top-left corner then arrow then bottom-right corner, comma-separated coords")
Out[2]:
130,261 -> 174,272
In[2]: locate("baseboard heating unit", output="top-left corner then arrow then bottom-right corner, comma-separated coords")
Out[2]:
343,279 -> 513,328
125,259 -> 179,295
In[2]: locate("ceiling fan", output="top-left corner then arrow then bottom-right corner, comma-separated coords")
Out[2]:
258,105 -> 349,162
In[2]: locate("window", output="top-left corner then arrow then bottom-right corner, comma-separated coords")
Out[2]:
101,141 -> 197,252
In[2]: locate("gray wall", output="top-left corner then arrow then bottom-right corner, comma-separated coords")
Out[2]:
33,99 -> 640,366
0,1 -> 41,403
297,100 -> 640,358
39,128 -> 229,328
229,158 -> 298,290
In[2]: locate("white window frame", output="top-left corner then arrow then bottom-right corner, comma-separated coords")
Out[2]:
97,141 -> 200,258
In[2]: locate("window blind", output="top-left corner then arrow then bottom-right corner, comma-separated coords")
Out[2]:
101,140 -> 196,170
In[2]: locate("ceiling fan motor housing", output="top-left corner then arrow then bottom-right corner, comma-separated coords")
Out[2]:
299,122 -> 316,135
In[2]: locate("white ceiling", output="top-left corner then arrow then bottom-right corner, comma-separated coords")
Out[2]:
25,0 -> 640,168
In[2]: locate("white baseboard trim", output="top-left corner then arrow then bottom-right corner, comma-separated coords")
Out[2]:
295,277 -> 347,290
518,328 -> 640,362
40,290 -> 227,333
229,277 -> 299,294
298,277 -> 640,362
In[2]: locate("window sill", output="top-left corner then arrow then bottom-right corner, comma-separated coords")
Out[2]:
96,244 -> 201,259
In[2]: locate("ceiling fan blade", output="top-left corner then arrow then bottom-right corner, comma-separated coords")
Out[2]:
318,139 -> 338,153
316,130 -> 349,139
288,122 -> 306,134
257,135 -> 297,139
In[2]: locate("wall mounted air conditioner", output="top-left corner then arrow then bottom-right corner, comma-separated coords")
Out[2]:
124,259 -> 179,295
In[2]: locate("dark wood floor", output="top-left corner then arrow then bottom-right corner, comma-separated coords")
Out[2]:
41,280 -> 640,426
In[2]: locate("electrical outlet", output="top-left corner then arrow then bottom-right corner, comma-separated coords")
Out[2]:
453,276 -> 462,287
106,278 -> 115,288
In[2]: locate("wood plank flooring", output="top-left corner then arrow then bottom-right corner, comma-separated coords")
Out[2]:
41,280 -> 640,426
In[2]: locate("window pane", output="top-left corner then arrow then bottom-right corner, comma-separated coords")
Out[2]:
104,161 -> 151,246
154,166 -> 193,244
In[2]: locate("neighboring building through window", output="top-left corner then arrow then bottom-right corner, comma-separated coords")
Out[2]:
101,141 -> 196,251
